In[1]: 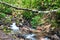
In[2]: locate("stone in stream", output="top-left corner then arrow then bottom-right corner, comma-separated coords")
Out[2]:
23,34 -> 36,40
39,37 -> 50,40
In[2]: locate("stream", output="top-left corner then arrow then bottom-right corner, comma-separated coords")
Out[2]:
10,22 -> 51,40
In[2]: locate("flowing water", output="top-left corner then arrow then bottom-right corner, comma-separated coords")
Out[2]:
10,22 -> 51,40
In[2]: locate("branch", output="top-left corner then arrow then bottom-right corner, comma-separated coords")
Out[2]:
0,1 -> 60,13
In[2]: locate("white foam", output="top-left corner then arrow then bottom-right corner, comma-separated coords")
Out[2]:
10,22 -> 19,31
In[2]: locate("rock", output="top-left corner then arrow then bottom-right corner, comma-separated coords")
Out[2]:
39,37 -> 50,40
23,34 -> 36,40
36,26 -> 42,30
0,30 -> 14,40
20,38 -> 24,40
51,34 -> 60,40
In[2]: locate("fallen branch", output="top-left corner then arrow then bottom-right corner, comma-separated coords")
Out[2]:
0,1 -> 60,13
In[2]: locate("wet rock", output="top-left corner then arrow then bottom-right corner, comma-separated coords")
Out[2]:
51,34 -> 60,40
23,34 -> 36,40
40,37 -> 50,40
16,34 -> 25,39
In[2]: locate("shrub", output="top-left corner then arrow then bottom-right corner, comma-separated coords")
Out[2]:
0,13 -> 6,19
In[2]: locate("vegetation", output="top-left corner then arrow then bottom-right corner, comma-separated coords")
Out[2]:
0,0 -> 60,28
0,0 -> 60,40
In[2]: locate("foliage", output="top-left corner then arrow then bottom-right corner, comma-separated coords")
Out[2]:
0,13 -> 6,19
0,0 -> 16,15
57,10 -> 60,19
31,14 -> 44,28
22,11 -> 34,20
33,0 -> 60,10
3,27 -> 11,34
56,10 -> 60,26
0,0 -> 60,29
0,6 -> 12,15
4,16 -> 12,25
22,0 -> 60,28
